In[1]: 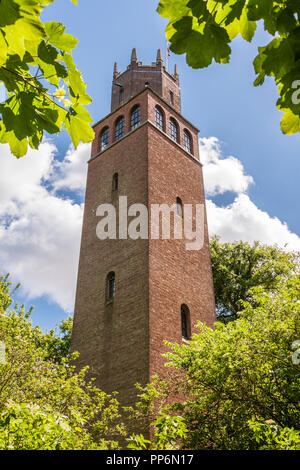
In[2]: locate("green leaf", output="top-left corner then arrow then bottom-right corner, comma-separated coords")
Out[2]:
44,21 -> 78,52
187,0 -> 208,19
214,0 -> 246,26
64,105 -> 94,147
276,8 -> 297,35
253,36 -> 297,99
0,0 -> 21,28
35,107 -> 61,135
246,0 -> 273,21
226,7 -> 257,42
4,17 -> 44,58
169,16 -> 231,68
0,31 -> 8,65
157,0 -> 191,20
263,14 -> 277,35
0,122 -> 28,157
286,0 -> 300,17
277,64 -> 300,115
63,53 -> 92,105
280,108 -> 300,134
36,41 -> 67,87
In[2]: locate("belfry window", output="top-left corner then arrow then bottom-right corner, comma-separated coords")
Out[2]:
155,106 -> 164,131
181,304 -> 190,340
169,118 -> 179,143
112,173 -> 118,191
107,272 -> 115,301
100,127 -> 109,152
183,129 -> 193,154
130,105 -> 140,130
176,197 -> 183,217
115,116 -> 125,141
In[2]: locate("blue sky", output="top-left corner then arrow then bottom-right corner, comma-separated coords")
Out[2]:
0,0 -> 299,331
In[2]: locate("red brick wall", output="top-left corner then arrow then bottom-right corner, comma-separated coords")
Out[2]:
147,125 -> 216,379
72,126 -> 150,410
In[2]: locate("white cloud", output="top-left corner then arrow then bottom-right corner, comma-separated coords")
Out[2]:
0,142 -> 89,312
200,137 -> 254,196
0,195 -> 83,311
0,142 -> 56,216
207,195 -> 300,251
52,143 -> 90,193
200,137 -> 300,251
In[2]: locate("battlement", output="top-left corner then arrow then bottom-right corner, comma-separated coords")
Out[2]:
111,48 -> 181,113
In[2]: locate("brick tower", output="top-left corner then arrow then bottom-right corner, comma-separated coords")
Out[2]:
72,49 -> 216,429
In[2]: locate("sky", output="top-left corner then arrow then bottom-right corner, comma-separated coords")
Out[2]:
0,0 -> 299,331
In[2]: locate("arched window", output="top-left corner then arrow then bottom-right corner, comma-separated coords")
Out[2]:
169,118 -> 179,143
183,129 -> 193,154
155,106 -> 164,131
130,105 -> 140,130
176,197 -> 183,217
115,116 -> 125,141
100,126 -> 109,152
181,304 -> 190,340
119,88 -> 124,104
107,272 -> 115,301
112,173 -> 118,191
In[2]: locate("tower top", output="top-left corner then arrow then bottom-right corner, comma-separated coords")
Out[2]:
111,49 -> 181,113
131,48 -> 138,64
156,48 -> 163,66
113,62 -> 118,79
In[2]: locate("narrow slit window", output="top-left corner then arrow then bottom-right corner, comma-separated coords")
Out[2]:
115,116 -> 125,141
130,105 -> 140,130
107,272 -> 115,301
119,88 -> 124,104
176,197 -> 183,217
181,304 -> 190,339
112,173 -> 118,191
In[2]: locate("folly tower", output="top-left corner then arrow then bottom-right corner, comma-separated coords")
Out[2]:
72,49 -> 216,425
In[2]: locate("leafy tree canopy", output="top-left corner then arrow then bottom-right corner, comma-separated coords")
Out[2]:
39,316 -> 73,364
129,275 -> 300,450
0,272 -> 125,449
210,237 -> 299,321
0,0 -> 94,158
157,0 -> 300,135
